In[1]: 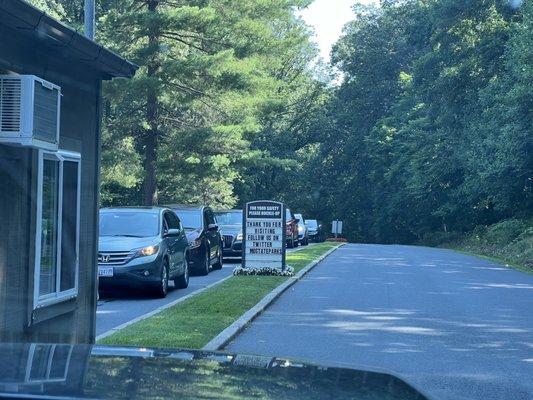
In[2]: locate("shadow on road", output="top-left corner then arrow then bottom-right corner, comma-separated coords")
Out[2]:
223,258 -> 242,264
226,244 -> 533,400
99,285 -> 183,300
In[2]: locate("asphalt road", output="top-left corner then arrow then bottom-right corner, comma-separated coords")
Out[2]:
96,262 -> 236,336
225,244 -> 533,400
96,244 -> 313,337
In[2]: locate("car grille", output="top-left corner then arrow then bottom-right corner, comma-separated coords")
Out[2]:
223,235 -> 234,248
98,251 -> 135,265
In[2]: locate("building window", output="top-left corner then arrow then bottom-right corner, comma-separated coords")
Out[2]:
39,157 -> 60,296
25,344 -> 73,383
34,150 -> 81,308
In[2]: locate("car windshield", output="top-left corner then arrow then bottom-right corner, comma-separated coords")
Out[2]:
173,210 -> 202,229
215,212 -> 242,225
99,212 -> 159,237
2,1 -> 532,399
306,220 -> 318,229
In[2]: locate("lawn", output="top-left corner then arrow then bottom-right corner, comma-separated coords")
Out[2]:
98,242 -> 340,349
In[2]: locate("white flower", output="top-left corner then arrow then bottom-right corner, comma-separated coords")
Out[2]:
233,266 -> 295,276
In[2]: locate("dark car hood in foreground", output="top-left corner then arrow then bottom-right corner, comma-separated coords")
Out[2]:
0,343 -> 428,400
99,235 -> 159,252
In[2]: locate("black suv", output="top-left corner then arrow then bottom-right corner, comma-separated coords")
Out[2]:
215,209 -> 243,258
98,207 -> 189,298
306,219 -> 324,242
167,205 -> 223,275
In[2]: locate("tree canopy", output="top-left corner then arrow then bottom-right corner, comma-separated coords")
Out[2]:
29,0 -> 532,243
320,0 -> 532,243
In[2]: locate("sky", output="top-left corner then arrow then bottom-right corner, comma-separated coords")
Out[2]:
298,0 -> 378,62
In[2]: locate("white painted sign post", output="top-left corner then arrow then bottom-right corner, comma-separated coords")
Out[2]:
332,220 -> 343,238
243,200 -> 286,271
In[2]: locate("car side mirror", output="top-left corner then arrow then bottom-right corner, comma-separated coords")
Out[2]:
207,223 -> 218,232
164,228 -> 181,237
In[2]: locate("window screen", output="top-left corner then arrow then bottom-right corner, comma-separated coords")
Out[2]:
60,160 -> 79,291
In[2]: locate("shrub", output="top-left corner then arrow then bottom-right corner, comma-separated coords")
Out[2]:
326,237 -> 349,243
432,218 -> 532,272
421,231 -> 463,247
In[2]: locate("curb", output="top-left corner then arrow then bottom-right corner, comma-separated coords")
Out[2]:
202,243 -> 344,351
95,274 -> 233,342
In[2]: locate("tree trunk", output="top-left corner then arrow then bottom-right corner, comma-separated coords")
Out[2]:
143,0 -> 160,206
143,126 -> 158,206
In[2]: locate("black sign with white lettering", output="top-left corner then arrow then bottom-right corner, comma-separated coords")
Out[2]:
242,201 -> 286,270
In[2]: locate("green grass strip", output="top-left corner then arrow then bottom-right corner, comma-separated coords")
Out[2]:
98,242 -> 340,349
446,247 -> 533,275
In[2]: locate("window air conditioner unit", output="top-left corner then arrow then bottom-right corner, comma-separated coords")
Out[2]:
0,75 -> 61,151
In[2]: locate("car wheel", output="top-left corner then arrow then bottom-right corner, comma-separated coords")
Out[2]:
155,259 -> 169,298
174,254 -> 189,289
303,238 -> 309,246
294,238 -> 299,247
212,246 -> 223,270
198,248 -> 210,276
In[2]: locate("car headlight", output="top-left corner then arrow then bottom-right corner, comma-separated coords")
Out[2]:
236,233 -> 243,241
137,245 -> 159,257
188,238 -> 202,249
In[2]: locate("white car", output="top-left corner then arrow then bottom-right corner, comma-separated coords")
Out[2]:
294,213 -> 309,246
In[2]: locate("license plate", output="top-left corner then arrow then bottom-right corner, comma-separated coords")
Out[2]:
98,266 -> 114,277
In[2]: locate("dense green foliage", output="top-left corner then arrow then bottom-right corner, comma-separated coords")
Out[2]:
99,0 -> 320,207
30,0 -> 319,207
30,0 -> 531,250
336,0 -> 532,244
254,0 -> 532,245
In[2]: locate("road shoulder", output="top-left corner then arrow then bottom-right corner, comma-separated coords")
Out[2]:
97,242 -> 341,348
203,243 -> 343,350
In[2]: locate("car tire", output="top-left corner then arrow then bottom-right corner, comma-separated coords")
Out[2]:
174,255 -> 189,289
294,238 -> 299,247
198,248 -> 210,276
155,259 -> 169,298
303,238 -> 308,246
212,246 -> 223,270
